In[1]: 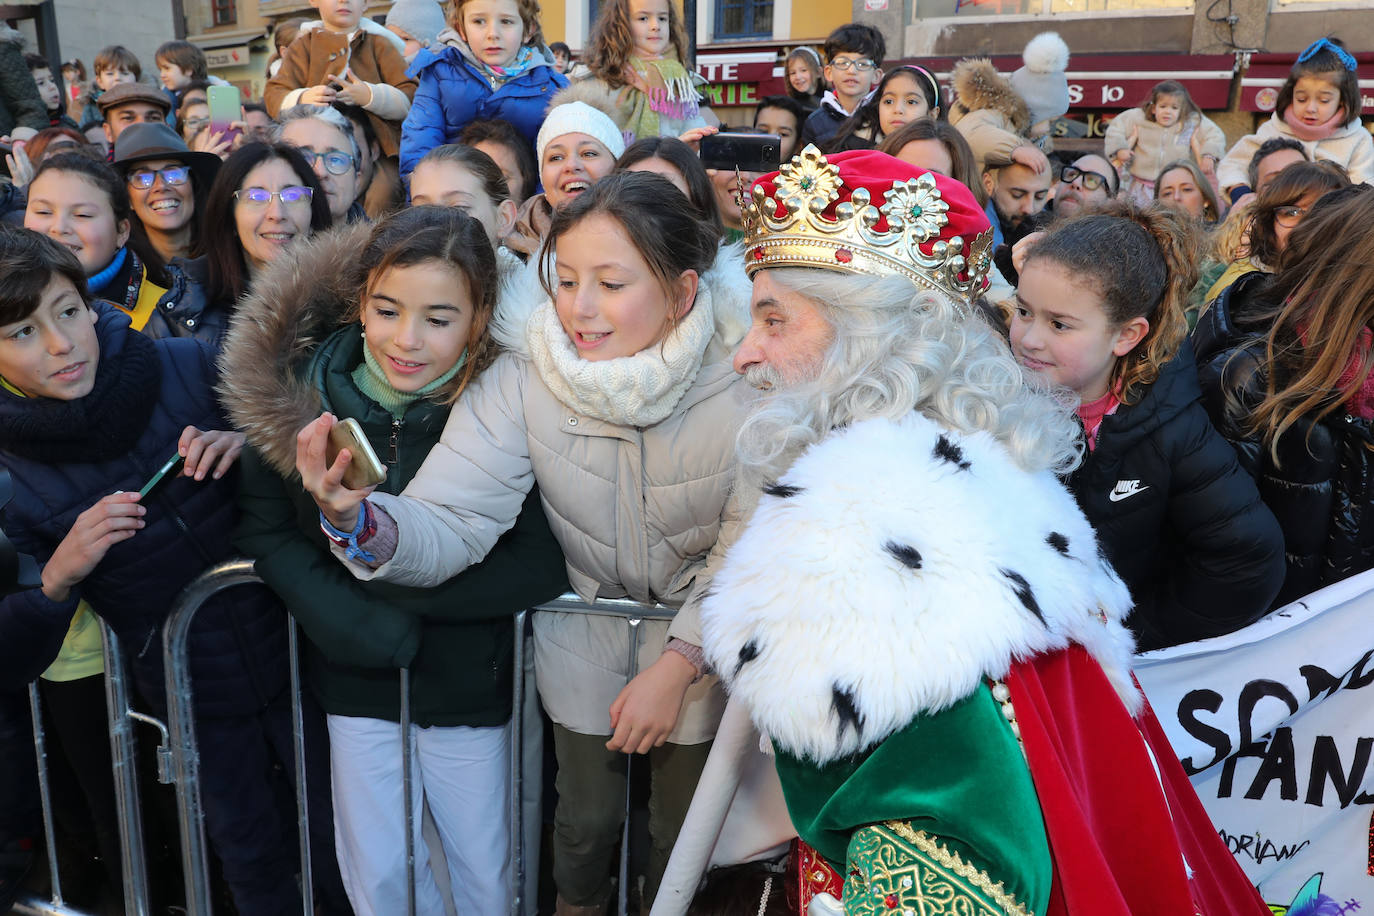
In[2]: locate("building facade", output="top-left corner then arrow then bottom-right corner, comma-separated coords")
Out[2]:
6,0 -> 177,92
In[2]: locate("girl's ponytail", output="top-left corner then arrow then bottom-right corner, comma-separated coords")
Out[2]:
1022,199 -> 1199,404
1120,202 -> 1197,398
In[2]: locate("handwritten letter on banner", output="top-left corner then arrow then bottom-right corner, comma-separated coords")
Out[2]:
1135,570 -> 1374,913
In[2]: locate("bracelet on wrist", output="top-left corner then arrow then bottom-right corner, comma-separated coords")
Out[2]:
319,500 -> 378,563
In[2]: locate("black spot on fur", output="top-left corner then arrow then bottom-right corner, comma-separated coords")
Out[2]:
832,685 -> 863,741
884,541 -> 923,569
1000,568 -> 1046,625
733,639 -> 760,678
1046,532 -> 1070,555
763,482 -> 803,498
933,435 -> 971,471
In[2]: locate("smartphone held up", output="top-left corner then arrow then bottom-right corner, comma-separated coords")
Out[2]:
699,132 -> 782,174
326,418 -> 387,490
206,84 -> 242,147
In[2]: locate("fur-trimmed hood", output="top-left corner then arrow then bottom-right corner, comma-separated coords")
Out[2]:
546,77 -> 628,130
950,58 -> 1030,135
490,243 -> 754,362
701,412 -> 1139,765
217,222 -> 373,479
217,222 -> 530,479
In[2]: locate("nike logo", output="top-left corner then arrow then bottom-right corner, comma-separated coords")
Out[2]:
1109,480 -> 1150,502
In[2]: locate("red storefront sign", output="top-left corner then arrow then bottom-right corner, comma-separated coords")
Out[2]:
1239,52 -> 1374,114
697,50 -> 787,107
695,49 -> 1237,112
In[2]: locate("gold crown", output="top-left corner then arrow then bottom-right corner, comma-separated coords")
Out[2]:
742,145 -> 993,302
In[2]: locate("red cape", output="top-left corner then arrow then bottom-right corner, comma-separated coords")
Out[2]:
1007,646 -> 1267,915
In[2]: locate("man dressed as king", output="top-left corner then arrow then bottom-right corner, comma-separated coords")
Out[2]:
697,146 -> 1268,915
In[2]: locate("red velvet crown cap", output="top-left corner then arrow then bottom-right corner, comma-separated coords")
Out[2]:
745,148 -> 994,298
751,149 -> 991,258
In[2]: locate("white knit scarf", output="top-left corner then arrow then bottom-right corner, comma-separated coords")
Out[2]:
526,283 -> 717,427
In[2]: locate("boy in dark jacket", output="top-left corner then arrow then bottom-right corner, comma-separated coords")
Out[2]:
0,227 -> 349,916
799,24 -> 884,150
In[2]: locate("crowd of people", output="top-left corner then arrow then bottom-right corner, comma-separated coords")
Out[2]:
0,1 -> 1369,912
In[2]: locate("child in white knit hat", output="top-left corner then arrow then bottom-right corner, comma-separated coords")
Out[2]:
505,92 -> 627,259
1009,32 -> 1071,146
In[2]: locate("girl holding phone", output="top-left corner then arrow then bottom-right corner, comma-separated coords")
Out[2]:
223,206 -> 568,915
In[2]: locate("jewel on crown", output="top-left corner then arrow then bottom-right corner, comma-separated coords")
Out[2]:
742,145 -> 992,303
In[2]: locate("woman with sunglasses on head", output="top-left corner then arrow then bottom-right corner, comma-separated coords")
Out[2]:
199,142 -> 332,318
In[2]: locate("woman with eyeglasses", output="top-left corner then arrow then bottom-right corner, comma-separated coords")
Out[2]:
274,105 -> 365,224
200,142 -> 332,316
113,122 -> 219,266
1194,160 -> 1351,317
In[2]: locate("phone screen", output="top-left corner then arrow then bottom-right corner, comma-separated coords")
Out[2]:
139,453 -> 185,498
206,85 -> 242,146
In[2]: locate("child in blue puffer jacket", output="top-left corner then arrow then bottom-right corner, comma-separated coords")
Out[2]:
399,0 -> 566,180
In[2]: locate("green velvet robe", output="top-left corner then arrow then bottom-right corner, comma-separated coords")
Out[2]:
774,683 -> 1051,916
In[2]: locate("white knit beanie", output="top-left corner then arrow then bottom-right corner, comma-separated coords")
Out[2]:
536,101 -> 627,165
1010,32 -> 1071,126
385,0 -> 446,48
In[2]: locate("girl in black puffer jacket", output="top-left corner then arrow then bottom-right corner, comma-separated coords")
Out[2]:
1195,184 -> 1374,607
1009,200 -> 1285,649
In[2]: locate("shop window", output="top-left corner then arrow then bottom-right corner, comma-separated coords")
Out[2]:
920,0 -> 1191,14
212,0 -> 237,26
715,0 -> 772,39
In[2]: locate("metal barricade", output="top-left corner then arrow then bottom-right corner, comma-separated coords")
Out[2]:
13,620 -> 159,916
517,595 -> 679,916
152,560 -> 674,916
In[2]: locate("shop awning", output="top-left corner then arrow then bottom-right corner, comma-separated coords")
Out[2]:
693,48 -> 1239,111
186,28 -> 267,49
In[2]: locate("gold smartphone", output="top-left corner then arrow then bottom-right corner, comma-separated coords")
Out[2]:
326,418 -> 387,490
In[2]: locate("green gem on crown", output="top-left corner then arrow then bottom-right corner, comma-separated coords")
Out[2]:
800,177 -> 813,190
910,206 -> 923,218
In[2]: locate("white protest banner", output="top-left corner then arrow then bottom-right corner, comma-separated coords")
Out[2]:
1135,570 -> 1374,913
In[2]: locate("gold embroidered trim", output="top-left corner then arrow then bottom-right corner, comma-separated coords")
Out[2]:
868,820 -> 1032,916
